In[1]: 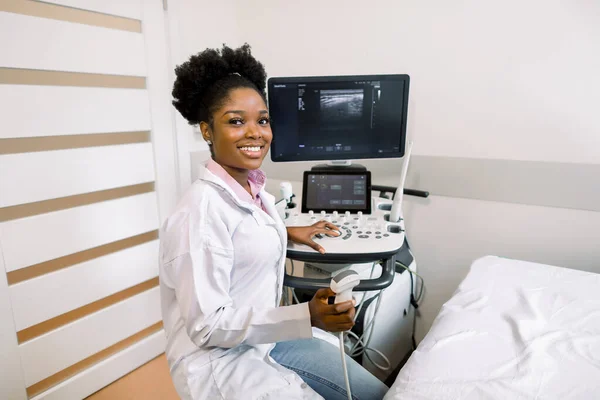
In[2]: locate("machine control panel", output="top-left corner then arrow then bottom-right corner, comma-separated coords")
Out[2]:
285,196 -> 405,258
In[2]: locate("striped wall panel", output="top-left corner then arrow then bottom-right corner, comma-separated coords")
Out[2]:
0,0 -> 174,398
10,240 -> 159,331
0,10 -> 145,74
30,331 -> 166,400
42,0 -> 143,20
0,143 -> 156,207
0,85 -> 152,138
20,287 -> 161,387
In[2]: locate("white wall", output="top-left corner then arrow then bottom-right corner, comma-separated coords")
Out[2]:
235,0 -> 600,340
166,0 -> 241,193
238,0 -> 600,164
172,0 -> 600,341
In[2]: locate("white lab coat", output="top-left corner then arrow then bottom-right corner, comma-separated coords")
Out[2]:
159,164 -> 324,399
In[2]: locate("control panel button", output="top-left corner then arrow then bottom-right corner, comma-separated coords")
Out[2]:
358,235 -> 369,239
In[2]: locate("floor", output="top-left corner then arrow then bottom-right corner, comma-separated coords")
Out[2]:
83,350 -> 408,399
86,354 -> 179,399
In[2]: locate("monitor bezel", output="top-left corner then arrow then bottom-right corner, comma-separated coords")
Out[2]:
268,74 -> 410,162
301,170 -> 372,214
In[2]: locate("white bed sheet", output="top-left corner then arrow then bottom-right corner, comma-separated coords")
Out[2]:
385,256 -> 600,400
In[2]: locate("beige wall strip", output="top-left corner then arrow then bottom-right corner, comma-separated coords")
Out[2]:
17,277 -> 159,344
0,131 -> 150,155
0,68 -> 146,89
26,321 -> 163,397
0,182 -> 155,223
258,151 -> 600,214
7,230 -> 158,285
0,0 -> 142,33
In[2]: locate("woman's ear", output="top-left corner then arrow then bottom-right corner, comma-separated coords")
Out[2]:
199,121 -> 212,145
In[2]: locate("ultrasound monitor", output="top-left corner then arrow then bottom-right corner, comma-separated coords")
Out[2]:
267,74 -> 409,162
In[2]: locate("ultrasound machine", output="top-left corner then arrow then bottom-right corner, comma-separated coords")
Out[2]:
267,74 -> 429,386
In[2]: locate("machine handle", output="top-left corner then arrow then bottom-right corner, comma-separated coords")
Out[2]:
371,185 -> 429,199
283,257 -> 395,291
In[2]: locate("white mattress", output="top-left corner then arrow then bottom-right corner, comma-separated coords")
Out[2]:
385,256 -> 600,400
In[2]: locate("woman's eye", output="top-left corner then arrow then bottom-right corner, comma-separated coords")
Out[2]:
259,118 -> 270,125
229,118 -> 244,125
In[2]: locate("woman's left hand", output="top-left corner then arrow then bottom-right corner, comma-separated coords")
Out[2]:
286,221 -> 341,254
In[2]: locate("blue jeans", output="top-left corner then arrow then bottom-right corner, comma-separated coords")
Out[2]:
270,338 -> 389,400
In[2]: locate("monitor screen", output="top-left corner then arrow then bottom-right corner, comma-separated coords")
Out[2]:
302,171 -> 372,214
268,74 -> 409,162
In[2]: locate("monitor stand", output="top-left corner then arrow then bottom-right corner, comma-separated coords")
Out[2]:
310,160 -> 367,172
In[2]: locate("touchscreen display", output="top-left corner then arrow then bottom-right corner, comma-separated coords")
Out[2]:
302,172 -> 371,213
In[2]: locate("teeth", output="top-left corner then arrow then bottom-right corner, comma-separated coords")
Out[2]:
239,146 -> 261,152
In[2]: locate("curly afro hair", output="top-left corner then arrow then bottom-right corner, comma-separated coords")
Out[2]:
172,43 -> 267,126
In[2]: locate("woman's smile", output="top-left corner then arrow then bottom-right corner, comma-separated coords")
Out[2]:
237,143 -> 265,158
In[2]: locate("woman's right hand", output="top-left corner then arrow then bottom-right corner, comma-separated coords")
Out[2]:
308,288 -> 355,332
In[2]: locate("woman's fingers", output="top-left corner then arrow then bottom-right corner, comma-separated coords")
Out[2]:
305,238 -> 325,254
332,301 -> 355,314
314,288 -> 335,301
313,227 -> 341,237
313,220 -> 341,231
304,227 -> 340,252
323,228 -> 342,237
323,303 -> 355,323
308,294 -> 356,332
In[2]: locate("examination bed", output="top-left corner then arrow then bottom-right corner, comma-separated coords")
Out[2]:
385,256 -> 600,399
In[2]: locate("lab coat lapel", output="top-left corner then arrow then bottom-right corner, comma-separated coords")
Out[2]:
259,189 -> 288,306
198,164 -> 254,213
260,190 -> 287,242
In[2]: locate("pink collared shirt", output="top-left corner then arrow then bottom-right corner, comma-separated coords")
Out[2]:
206,159 -> 267,211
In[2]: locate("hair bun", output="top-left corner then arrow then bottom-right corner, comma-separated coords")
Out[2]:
221,43 -> 267,93
172,43 -> 267,125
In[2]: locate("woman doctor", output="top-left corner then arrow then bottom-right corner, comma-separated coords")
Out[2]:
159,44 -> 389,400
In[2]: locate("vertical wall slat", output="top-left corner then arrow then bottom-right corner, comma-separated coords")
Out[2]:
0,242 -> 27,400
141,0 -> 180,223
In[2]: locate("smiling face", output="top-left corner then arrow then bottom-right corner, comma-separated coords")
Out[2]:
200,87 -> 272,176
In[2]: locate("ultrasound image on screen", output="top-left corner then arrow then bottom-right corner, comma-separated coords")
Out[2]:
268,76 -> 408,162
319,89 -> 364,132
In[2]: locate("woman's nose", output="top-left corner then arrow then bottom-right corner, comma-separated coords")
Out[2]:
245,123 -> 262,138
